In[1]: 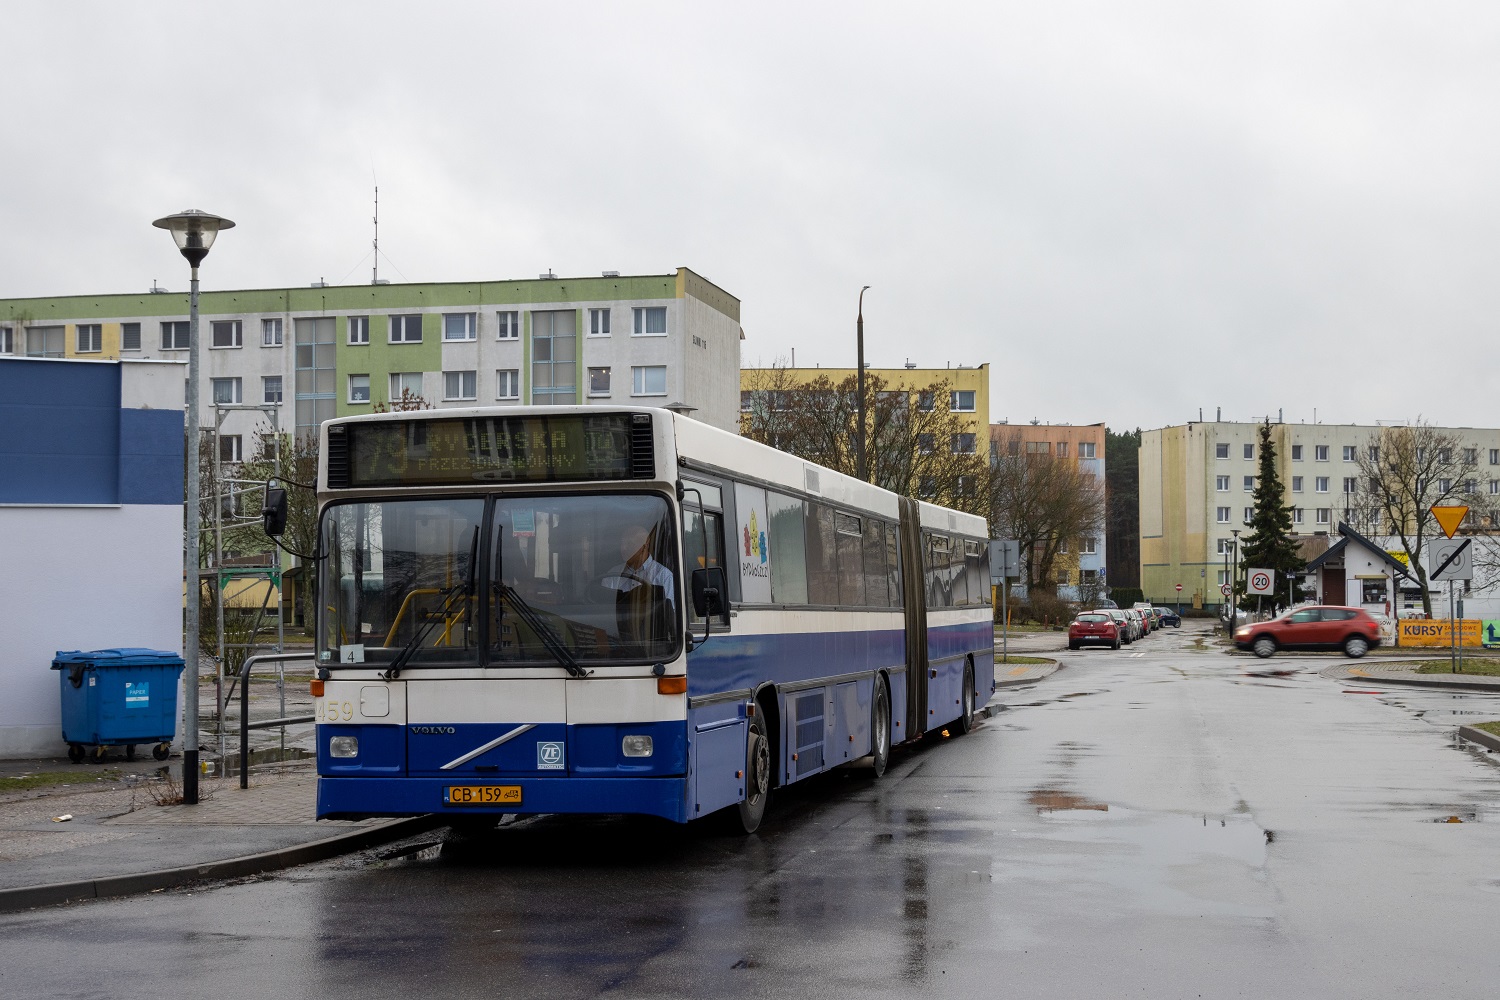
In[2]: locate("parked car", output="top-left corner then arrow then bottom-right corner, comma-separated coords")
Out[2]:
1132,602 -> 1158,631
1125,608 -> 1147,636
1100,608 -> 1136,643
1154,607 -> 1181,628
1069,612 -> 1121,650
1233,605 -> 1382,658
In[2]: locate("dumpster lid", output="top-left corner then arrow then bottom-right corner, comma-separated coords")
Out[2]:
51,648 -> 185,669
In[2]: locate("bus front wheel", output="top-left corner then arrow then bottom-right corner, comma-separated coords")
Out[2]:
735,712 -> 771,834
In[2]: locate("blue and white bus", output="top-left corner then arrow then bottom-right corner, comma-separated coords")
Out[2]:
300,406 -> 993,832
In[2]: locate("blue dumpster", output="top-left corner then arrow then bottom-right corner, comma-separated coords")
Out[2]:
52,648 -> 185,764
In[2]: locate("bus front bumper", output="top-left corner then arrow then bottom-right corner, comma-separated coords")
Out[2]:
317,775 -> 691,824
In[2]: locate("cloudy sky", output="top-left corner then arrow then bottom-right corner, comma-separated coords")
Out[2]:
5,2 -> 1498,431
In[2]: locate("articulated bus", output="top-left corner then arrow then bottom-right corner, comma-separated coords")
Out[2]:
297,406 -> 993,833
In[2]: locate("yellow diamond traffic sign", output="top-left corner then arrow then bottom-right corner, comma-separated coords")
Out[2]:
1431,504 -> 1468,539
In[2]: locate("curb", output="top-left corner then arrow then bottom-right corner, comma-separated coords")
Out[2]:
1337,671 -> 1500,694
1458,725 -> 1500,753
0,813 -> 446,913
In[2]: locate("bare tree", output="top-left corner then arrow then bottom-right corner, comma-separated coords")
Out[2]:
1353,420 -> 1480,617
740,366 -> 989,517
987,430 -> 1106,596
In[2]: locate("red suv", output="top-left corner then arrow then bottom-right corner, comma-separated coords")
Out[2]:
1069,612 -> 1121,650
1234,605 -> 1382,658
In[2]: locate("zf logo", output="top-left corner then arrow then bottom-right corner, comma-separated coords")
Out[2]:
537,742 -> 565,770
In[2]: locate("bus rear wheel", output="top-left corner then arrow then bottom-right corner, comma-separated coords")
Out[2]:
734,712 -> 771,834
870,677 -> 891,778
954,660 -> 976,736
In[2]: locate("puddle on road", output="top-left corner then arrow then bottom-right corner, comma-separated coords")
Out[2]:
1243,669 -> 1299,679
1024,791 -> 1270,869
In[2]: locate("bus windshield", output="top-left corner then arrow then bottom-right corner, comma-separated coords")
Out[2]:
319,494 -> 679,669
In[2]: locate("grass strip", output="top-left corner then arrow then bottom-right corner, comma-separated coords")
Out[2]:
0,769 -> 123,793
1412,658 -> 1500,677
1473,721 -> 1500,738
995,655 -> 1053,665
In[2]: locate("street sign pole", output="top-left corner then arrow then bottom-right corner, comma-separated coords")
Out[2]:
1451,580 -> 1457,675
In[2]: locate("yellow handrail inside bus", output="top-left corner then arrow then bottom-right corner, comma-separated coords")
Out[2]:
383,588 -> 473,648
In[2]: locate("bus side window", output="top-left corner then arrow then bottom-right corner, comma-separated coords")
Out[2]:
949,534 -> 969,606
861,517 -> 888,607
805,504 -> 839,606
885,521 -> 902,607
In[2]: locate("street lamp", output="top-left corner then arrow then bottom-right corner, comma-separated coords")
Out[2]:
153,209 -> 235,806
855,285 -> 871,483
1230,527 -> 1241,628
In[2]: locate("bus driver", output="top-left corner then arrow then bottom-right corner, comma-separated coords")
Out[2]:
603,523 -> 676,646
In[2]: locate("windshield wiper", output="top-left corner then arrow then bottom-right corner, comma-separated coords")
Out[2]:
383,527 -> 479,680
497,584 -> 591,679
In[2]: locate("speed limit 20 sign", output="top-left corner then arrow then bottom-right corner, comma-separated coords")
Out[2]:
1247,568 -> 1275,595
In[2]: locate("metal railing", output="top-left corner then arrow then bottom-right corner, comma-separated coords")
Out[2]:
238,651 -> 316,789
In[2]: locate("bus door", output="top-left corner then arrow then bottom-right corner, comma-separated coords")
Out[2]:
898,496 -> 929,737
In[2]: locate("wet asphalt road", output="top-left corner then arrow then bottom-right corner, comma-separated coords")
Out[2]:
4,622 -> 1500,999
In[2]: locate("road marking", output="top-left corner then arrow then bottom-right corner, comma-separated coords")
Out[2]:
1130,652 -> 1144,658
1348,667 -> 1368,677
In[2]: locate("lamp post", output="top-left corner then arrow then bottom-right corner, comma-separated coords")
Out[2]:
153,209 -> 234,805
1230,527 -> 1241,628
855,285 -> 871,483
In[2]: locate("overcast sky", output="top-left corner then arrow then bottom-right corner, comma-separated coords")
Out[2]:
6,2 -> 1498,431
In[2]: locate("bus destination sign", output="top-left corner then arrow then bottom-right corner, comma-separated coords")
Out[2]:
346,413 -> 641,487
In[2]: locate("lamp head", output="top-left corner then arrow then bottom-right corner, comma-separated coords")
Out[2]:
153,209 -> 235,268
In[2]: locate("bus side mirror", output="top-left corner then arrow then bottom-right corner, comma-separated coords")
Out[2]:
262,485 -> 288,537
691,566 -> 728,620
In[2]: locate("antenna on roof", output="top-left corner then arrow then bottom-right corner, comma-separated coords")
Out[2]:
372,183 -> 379,286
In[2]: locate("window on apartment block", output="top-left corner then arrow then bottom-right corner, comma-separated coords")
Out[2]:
1368,445 -> 1379,463
587,366 -> 611,396
218,434 -> 243,464
496,369 -> 520,400
916,390 -> 935,412
1464,478 -> 1477,494
530,310 -> 576,404
389,314 -> 423,343
497,311 -> 519,340
1439,447 -> 1452,463
589,308 -> 611,337
632,306 -> 667,336
348,374 -> 370,404
1491,449 -> 1500,466
263,375 -> 283,404
1342,445 -> 1356,461
1079,441 -> 1096,458
1216,506 -> 1231,523
348,316 -> 369,345
443,313 -> 476,341
211,377 -> 242,405
161,321 -> 189,350
1292,476 -> 1303,492
1464,448 -> 1478,464
27,326 -> 65,357
1313,445 -> 1327,461
632,365 -> 667,396
1316,508 -> 1331,524
1217,537 -> 1234,554
1343,477 -> 1357,493
389,372 -> 424,403
1081,536 -> 1097,554
1215,443 -> 1229,459
1491,480 -> 1500,495
1244,507 -> 1254,523
210,320 -> 242,348
1244,476 -> 1255,492
950,390 -> 976,412
1216,476 -> 1230,491
1367,510 -> 1381,531
917,434 -> 936,454
1291,444 -> 1303,460
1244,443 -> 1254,459
443,370 -> 477,401
0,326 -> 12,354
1315,477 -> 1329,492
1026,441 -> 1051,455
262,318 -> 283,347
1056,441 -> 1070,458
951,433 -> 977,455
121,323 -> 141,351
72,324 -> 101,353
1292,508 -> 1304,524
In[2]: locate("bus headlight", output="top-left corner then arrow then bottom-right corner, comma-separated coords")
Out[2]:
622,735 -> 654,758
330,736 -> 359,758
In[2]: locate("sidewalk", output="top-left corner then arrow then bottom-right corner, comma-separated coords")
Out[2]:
0,761 -> 436,912
1322,659 -> 1500,693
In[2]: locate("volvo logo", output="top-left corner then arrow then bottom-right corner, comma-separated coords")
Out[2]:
409,726 -> 457,735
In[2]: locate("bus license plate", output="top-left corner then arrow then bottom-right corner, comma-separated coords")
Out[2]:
444,785 -> 521,806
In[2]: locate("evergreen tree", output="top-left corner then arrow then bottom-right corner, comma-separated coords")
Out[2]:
1237,419 -> 1305,610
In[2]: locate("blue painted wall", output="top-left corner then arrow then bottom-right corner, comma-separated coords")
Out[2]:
0,359 -> 182,506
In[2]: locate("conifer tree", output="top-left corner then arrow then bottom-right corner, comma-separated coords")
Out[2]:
1237,419 -> 1306,610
